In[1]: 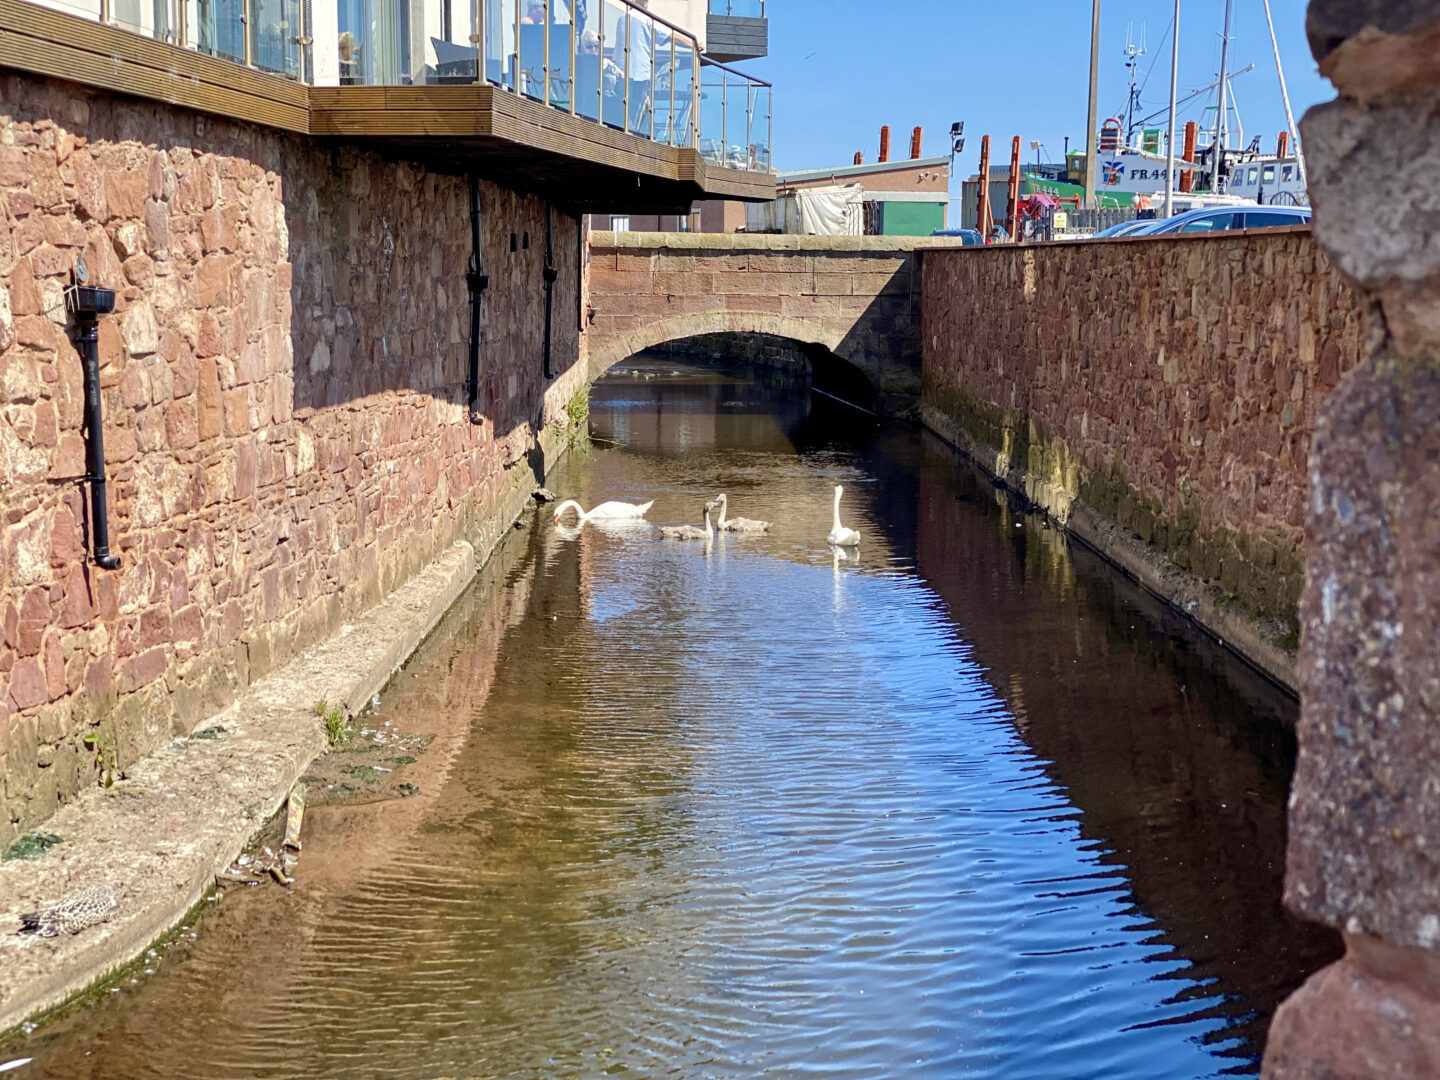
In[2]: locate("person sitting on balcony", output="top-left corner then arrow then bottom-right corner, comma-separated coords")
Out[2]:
338,31 -> 360,84
580,31 -> 622,96
521,0 -> 545,24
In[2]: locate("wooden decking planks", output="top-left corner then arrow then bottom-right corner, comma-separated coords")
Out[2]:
0,0 -> 310,132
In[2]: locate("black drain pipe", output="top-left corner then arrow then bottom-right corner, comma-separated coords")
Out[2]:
574,210 -> 584,333
67,269 -> 122,570
542,202 -> 558,380
466,176 -> 489,425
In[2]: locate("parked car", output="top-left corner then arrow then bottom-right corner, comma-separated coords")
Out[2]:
1091,219 -> 1157,238
1137,205 -> 1312,235
930,228 -> 985,245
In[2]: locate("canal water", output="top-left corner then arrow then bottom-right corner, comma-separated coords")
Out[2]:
15,357 -> 1338,1078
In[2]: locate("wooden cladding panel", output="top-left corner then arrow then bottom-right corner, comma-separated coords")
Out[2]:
705,14 -> 768,61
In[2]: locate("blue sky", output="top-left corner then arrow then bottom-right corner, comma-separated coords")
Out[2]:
740,0 -> 1331,177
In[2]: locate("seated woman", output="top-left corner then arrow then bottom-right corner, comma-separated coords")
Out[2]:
574,31 -> 623,119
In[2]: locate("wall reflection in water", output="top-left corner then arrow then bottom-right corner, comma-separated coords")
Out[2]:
15,357 -> 1337,1080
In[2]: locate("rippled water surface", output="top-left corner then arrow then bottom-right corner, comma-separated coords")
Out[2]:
18,358 -> 1339,1078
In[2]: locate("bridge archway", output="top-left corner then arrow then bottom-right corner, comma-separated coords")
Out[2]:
585,232 -> 930,416
590,319 -> 880,411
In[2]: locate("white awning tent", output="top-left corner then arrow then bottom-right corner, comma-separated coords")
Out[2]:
745,184 -> 864,236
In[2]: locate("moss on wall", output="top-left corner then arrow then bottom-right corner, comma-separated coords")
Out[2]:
925,375 -> 1303,634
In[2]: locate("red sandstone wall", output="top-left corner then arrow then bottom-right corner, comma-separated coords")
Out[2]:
921,229 -> 1366,625
0,73 -> 586,838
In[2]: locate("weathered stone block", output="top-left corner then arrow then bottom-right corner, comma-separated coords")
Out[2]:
102,169 -> 147,222
1286,354 -> 1440,946
8,658 -> 47,710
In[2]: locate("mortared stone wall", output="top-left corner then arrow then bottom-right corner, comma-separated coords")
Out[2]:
920,228 -> 1368,644
0,73 -> 587,841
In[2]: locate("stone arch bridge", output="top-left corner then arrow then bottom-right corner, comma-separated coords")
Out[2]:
584,232 -> 962,414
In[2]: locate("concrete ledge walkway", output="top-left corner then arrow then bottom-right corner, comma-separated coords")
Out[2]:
0,540 -> 479,1035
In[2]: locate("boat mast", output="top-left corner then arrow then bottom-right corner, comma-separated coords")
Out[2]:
1123,23 -> 1145,146
1211,0 -> 1233,191
1084,0 -> 1100,209
1261,0 -> 1306,191
1163,0 -> 1179,218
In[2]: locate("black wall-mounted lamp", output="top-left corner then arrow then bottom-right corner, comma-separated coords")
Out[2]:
66,253 -> 121,570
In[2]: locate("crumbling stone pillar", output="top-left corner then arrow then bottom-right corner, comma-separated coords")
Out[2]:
1262,4 -> 1440,1077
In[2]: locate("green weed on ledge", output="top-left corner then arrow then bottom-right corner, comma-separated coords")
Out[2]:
313,700 -> 350,746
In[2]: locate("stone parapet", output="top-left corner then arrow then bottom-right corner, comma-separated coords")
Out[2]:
591,230 -> 973,252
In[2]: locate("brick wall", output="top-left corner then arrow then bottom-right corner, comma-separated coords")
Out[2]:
0,73 -> 586,839
921,228 -> 1368,633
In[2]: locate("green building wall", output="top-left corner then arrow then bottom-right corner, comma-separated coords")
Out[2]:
881,201 -> 946,236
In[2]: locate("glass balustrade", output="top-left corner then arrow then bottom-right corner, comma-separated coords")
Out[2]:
707,0 -> 764,15
698,58 -> 770,171
747,82 -> 771,170
600,0 -> 629,131
28,0 -> 771,171
671,33 -> 696,148
482,0 -> 510,89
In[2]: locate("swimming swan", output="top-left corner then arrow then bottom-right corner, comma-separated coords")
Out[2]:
713,493 -> 771,533
826,484 -> 861,547
660,502 -> 715,541
552,498 -> 654,524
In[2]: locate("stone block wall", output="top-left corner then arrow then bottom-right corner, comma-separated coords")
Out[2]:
0,73 -> 587,840
921,229 -> 1367,639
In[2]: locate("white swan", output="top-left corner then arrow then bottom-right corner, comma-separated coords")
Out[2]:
826,484 -> 861,547
713,493 -> 771,533
552,498 -> 654,524
660,502 -> 715,541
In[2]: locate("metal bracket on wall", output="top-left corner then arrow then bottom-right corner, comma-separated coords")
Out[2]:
467,177 -> 489,425
542,202 -> 558,381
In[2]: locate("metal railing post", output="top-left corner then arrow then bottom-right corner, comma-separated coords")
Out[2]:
567,1 -> 575,113
513,0 -> 521,92
242,0 -> 253,66
480,0 -> 492,84
543,0 -> 550,104
622,7 -> 630,132
667,34 -> 674,145
691,41 -> 699,147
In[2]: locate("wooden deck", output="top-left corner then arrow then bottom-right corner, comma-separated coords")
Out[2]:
0,0 -> 773,212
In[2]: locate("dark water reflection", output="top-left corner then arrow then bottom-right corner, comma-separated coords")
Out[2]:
17,357 -> 1338,1079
